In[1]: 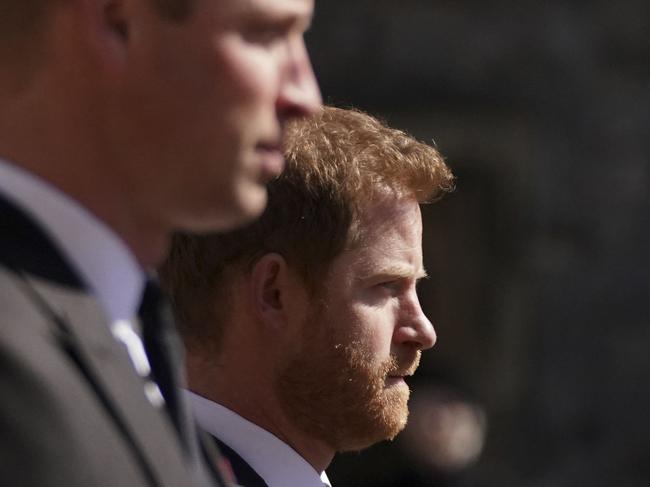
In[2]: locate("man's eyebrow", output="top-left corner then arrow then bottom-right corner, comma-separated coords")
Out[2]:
244,5 -> 313,31
357,264 -> 428,282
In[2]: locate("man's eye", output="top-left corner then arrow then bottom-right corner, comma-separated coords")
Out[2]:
243,26 -> 286,45
376,281 -> 400,294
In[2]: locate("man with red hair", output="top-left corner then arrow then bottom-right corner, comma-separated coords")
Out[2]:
161,106 -> 454,486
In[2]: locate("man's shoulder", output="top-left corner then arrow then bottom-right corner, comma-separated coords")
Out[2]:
0,263 -> 199,487
0,260 -> 142,485
0,231 -> 195,487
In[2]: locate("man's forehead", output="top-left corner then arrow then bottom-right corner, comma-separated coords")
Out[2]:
343,203 -> 424,278
330,231 -> 424,282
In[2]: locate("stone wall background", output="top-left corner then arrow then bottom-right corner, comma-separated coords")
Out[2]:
306,1 -> 649,486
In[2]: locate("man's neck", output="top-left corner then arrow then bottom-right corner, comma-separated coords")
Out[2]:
0,63 -> 170,269
1,157 -> 169,269
187,356 -> 336,473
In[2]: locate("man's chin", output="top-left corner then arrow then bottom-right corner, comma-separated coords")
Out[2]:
334,392 -> 411,452
173,184 -> 267,234
208,182 -> 268,232
376,387 -> 411,436
232,182 -> 268,225
335,414 -> 409,452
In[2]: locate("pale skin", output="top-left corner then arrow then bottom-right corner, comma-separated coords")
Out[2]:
187,197 -> 437,472
0,0 -> 320,267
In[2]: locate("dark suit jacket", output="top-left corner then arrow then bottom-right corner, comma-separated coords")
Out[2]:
212,437 -> 269,487
0,196 -> 227,487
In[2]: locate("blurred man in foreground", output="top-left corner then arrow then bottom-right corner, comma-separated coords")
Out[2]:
0,0 -> 320,485
161,106 -> 454,486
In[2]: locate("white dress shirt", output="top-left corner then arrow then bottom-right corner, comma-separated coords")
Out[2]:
187,390 -> 332,487
0,158 -> 155,397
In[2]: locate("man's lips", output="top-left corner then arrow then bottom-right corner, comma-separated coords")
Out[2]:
385,375 -> 409,387
388,374 -> 408,379
389,352 -> 421,379
389,363 -> 419,378
257,140 -> 281,152
386,367 -> 417,386
386,359 -> 420,383
256,142 -> 284,179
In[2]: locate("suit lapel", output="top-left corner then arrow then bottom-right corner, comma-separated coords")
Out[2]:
24,273 -> 195,487
0,197 -> 198,487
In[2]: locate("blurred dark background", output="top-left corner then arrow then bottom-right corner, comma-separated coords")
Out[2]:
306,1 -> 650,486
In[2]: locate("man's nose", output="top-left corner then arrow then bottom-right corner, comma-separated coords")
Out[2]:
393,297 -> 437,351
277,40 -> 322,118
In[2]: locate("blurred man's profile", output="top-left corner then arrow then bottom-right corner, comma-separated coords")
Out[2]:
0,0 -> 320,485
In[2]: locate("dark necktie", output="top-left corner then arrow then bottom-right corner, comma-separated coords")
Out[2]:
138,279 -> 233,487
138,280 -> 185,444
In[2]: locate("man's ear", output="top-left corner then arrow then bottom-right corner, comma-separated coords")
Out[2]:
250,253 -> 295,329
104,0 -> 129,42
98,0 -> 131,72
69,0 -> 130,77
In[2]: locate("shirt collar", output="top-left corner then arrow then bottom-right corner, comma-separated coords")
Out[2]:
186,390 -> 332,487
0,158 -> 144,323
